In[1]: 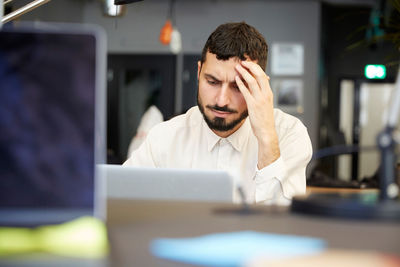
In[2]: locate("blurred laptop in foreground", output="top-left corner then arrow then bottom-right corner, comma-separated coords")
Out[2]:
0,23 -> 107,226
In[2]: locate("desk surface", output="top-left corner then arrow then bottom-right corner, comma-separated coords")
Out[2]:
306,186 -> 379,194
107,199 -> 400,267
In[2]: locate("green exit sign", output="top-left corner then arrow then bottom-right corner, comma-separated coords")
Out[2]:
365,64 -> 386,79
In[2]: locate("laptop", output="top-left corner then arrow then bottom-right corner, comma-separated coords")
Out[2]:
0,23 -> 107,226
98,164 -> 234,203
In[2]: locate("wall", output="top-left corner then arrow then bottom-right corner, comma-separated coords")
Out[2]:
17,0 -> 84,23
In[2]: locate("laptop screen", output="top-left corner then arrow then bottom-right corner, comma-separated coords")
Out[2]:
0,24 -> 106,225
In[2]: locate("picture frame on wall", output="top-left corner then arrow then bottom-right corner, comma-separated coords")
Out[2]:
271,43 -> 304,76
272,78 -> 304,114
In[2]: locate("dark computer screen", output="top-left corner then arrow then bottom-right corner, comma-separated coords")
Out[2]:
0,29 -> 96,209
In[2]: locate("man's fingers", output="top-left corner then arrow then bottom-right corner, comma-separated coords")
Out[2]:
241,61 -> 271,93
235,75 -> 252,102
241,61 -> 265,78
235,64 -> 261,96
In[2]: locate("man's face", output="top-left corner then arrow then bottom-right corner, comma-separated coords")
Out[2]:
197,52 -> 252,137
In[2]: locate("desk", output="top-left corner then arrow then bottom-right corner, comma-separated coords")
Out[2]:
107,199 -> 400,267
306,186 -> 379,195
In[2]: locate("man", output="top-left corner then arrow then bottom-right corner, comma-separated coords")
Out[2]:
124,22 -> 312,205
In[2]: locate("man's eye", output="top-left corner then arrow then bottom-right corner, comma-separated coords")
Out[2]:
207,80 -> 218,85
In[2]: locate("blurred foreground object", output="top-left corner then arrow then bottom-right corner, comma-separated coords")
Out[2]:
247,250 -> 400,267
0,23 -> 107,225
0,216 -> 108,258
150,231 -> 326,267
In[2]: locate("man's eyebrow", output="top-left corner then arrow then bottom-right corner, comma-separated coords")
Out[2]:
230,81 -> 239,87
204,74 -> 221,82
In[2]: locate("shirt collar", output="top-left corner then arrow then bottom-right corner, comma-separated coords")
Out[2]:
226,118 -> 250,152
203,120 -> 221,152
203,116 -> 251,152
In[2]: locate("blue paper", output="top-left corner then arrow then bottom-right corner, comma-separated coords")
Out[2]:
150,231 -> 326,267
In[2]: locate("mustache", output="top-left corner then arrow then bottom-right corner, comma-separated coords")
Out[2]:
206,105 -> 237,113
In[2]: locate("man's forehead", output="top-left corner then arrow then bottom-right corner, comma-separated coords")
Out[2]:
201,55 -> 239,82
202,53 -> 241,73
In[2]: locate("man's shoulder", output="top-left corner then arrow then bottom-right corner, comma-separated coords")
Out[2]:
273,108 -> 307,132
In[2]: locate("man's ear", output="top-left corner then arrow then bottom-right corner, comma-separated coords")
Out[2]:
197,61 -> 201,80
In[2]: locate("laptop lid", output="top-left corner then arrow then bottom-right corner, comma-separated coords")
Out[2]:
0,23 -> 107,226
99,165 -> 234,203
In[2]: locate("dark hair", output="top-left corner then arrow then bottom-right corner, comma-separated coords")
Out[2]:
200,22 -> 268,70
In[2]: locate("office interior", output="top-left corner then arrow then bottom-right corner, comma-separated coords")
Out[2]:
9,0 -> 396,180
12,0 -> 397,183
1,0 -> 400,266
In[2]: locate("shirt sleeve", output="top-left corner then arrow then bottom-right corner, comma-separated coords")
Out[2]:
254,121 -> 313,205
123,126 -> 159,167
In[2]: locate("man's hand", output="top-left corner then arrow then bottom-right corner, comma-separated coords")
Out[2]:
234,61 -> 280,169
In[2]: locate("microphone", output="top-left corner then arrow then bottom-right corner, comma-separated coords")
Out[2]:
214,175 -> 269,216
236,181 -> 250,214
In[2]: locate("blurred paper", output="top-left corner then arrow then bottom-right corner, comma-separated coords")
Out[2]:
150,231 -> 326,267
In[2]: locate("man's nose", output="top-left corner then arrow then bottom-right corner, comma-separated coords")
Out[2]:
215,84 -> 230,107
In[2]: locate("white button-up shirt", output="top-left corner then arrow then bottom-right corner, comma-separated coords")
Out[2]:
124,106 -> 312,205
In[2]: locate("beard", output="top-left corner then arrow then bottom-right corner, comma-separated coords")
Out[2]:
197,93 -> 248,132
